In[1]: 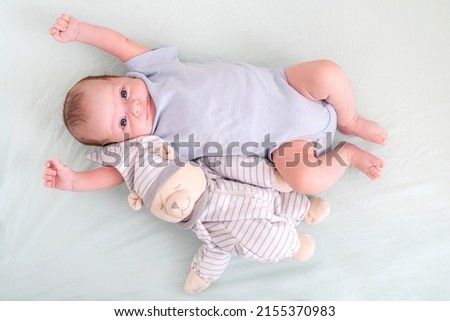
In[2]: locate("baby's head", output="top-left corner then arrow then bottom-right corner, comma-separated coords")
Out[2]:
63,75 -> 110,146
63,75 -> 154,146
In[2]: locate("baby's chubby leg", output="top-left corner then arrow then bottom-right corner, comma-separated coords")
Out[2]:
284,60 -> 388,145
272,140 -> 384,195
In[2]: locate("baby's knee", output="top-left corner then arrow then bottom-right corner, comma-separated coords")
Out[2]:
287,177 -> 324,195
273,141 -> 323,194
314,59 -> 344,83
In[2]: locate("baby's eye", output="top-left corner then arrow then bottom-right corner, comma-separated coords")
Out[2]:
120,116 -> 127,129
120,89 -> 127,100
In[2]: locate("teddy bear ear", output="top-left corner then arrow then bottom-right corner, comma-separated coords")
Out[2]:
85,149 -> 102,163
85,143 -> 122,166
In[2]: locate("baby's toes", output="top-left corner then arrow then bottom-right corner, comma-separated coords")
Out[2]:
373,158 -> 384,169
376,127 -> 389,144
374,133 -> 388,145
367,166 -> 382,180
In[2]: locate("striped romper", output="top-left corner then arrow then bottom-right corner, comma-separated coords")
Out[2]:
178,156 -> 311,284
87,136 -> 311,285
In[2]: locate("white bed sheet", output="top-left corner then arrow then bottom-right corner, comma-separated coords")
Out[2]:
1,0 -> 449,300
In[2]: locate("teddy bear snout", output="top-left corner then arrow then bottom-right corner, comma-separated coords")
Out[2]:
166,190 -> 193,219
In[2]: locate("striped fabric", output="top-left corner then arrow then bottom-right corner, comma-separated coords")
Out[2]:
200,155 -> 276,188
188,159 -> 311,284
87,135 -> 181,210
87,136 -> 311,285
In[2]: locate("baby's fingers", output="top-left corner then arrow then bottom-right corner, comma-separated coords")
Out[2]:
42,173 -> 56,188
49,27 -> 63,40
44,167 -> 57,176
55,18 -> 69,32
56,13 -> 72,27
45,160 -> 53,168
51,157 -> 65,169
49,14 -> 78,43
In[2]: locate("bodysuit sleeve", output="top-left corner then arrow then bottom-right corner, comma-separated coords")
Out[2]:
124,47 -> 179,80
201,155 -> 277,188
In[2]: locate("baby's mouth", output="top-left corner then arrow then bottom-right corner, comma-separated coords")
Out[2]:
145,96 -> 149,120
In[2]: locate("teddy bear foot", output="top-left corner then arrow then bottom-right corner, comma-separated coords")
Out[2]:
184,270 -> 210,295
303,197 -> 330,225
291,233 -> 316,262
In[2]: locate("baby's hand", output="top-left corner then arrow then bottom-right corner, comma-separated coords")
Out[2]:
49,13 -> 79,43
43,157 -> 75,191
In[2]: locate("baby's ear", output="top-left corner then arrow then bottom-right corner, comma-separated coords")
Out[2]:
160,142 -> 175,161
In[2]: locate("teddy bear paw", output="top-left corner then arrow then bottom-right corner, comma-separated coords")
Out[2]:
303,197 -> 330,225
291,233 -> 316,262
127,192 -> 143,211
184,271 -> 210,295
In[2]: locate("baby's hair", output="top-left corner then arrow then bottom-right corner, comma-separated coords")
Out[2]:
63,75 -> 119,146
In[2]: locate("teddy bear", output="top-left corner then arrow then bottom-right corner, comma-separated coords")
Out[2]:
87,135 -> 330,294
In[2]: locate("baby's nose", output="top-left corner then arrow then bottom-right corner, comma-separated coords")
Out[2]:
131,100 -> 141,116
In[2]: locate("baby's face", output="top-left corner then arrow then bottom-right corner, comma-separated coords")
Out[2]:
82,77 -> 155,144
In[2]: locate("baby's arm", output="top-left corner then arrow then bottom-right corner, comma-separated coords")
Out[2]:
49,13 -> 149,62
43,157 -> 124,192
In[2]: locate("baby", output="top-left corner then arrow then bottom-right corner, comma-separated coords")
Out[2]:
43,13 -> 387,194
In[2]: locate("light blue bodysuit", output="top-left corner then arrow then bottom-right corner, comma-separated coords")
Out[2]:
125,47 -> 336,160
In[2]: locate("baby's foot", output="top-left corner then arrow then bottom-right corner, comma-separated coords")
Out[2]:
339,116 -> 388,145
344,143 -> 384,180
